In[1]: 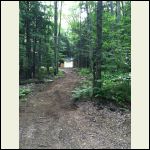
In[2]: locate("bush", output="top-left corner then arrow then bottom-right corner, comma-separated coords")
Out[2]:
78,68 -> 91,77
72,68 -> 93,101
49,67 -> 54,76
72,86 -> 93,100
38,66 -> 47,80
19,87 -> 31,98
73,68 -> 131,104
95,72 -> 131,103
56,70 -> 64,78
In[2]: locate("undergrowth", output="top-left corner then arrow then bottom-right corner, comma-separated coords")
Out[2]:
72,68 -> 131,105
55,70 -> 65,78
19,87 -> 31,99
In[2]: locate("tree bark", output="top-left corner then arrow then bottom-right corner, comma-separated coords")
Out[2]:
32,36 -> 36,78
121,1 -> 125,16
32,14 -> 38,78
26,1 -> 32,79
54,1 -> 58,75
93,1 -> 103,89
79,2 -> 82,68
86,1 -> 93,72
110,1 -> 114,15
58,1 -> 63,67
116,1 -> 121,23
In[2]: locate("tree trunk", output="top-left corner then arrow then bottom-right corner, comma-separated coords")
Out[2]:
86,1 -> 93,72
58,1 -> 63,67
93,1 -> 103,90
54,1 -> 58,75
26,1 -> 32,79
110,1 -> 114,15
121,1 -> 125,16
38,38 -> 41,69
32,37 -> 36,78
110,1 -> 114,57
32,16 -> 38,79
78,1 -> 82,68
58,1 -> 62,38
116,1 -> 120,23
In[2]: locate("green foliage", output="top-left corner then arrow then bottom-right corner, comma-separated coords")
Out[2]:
68,1 -> 131,72
58,70 -> 64,77
55,70 -> 64,78
19,1 -> 131,106
38,66 -> 47,80
95,72 -> 131,103
19,87 -> 31,98
72,86 -> 93,100
19,1 -> 69,80
69,1 -> 131,105
72,74 -> 93,100
49,67 -> 54,76
78,68 -> 93,81
102,2 -> 131,73
78,68 -> 91,77
73,68 -> 93,101
75,68 -> 131,103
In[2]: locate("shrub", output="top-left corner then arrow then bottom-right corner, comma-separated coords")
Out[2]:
95,72 -> 131,103
72,86 -> 93,101
19,87 -> 31,98
56,70 -> 64,78
78,68 -> 91,77
49,67 -> 54,76
73,68 -> 131,104
38,66 -> 47,80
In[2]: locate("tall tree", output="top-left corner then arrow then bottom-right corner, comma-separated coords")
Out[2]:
85,1 -> 93,71
32,2 -> 39,78
26,1 -> 32,78
78,1 -> 82,68
93,1 -> 103,90
110,1 -> 114,15
116,1 -> 121,23
58,1 -> 63,66
54,1 -> 58,75
121,1 -> 125,16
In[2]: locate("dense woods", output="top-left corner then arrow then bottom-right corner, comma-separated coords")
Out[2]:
19,1 -> 131,104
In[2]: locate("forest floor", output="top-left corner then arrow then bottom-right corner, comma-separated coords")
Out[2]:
19,68 -> 131,149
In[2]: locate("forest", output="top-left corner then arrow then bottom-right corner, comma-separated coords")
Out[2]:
19,1 -> 131,104
19,1 -> 131,149
19,1 -> 131,102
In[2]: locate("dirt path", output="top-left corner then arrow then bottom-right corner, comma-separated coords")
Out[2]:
19,68 -> 131,149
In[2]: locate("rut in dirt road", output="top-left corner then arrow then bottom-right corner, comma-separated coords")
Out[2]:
19,69 -> 131,149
